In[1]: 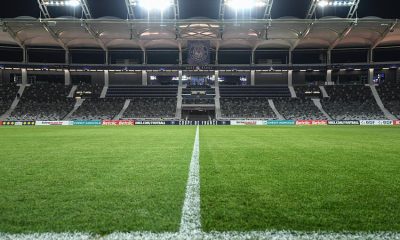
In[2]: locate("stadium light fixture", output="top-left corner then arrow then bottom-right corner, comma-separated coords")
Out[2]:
317,0 -> 356,7
225,0 -> 267,10
137,0 -> 173,11
43,0 -> 81,7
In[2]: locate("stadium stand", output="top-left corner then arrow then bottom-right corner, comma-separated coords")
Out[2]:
8,83 -> 74,121
220,98 -> 276,119
123,97 -> 177,119
377,81 -> 400,119
70,98 -> 125,120
274,98 -> 326,120
219,86 -> 289,119
321,85 -> 386,120
273,86 -> 326,120
0,83 -> 18,116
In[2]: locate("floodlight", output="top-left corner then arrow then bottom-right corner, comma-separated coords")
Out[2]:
137,0 -> 173,11
317,0 -> 355,7
317,0 -> 329,7
44,0 -> 81,7
225,0 -> 266,10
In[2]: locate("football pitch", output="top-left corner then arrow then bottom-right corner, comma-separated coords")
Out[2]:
0,126 -> 400,239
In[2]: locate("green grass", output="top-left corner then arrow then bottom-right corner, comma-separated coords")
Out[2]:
0,126 -> 196,234
200,126 -> 400,232
1,125 -> 400,234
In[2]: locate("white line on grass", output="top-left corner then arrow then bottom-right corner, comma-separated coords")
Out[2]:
2,126 -> 400,240
179,125 -> 201,235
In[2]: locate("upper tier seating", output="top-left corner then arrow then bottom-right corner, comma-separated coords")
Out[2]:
322,85 -> 385,120
8,83 -> 74,121
377,81 -> 400,119
0,83 -> 18,116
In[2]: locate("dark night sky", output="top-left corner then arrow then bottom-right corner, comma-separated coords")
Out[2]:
0,0 -> 399,19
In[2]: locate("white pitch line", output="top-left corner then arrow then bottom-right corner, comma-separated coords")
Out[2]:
179,125 -> 201,236
2,125 -> 400,240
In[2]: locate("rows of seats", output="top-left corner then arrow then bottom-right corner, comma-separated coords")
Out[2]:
274,98 -> 326,120
0,83 -> 18,115
8,83 -> 74,121
123,98 -> 176,119
220,97 -> 276,119
71,98 -> 125,121
377,81 -> 400,119
322,85 -> 385,120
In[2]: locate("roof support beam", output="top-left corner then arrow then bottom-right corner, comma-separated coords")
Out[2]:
79,0 -> 92,19
2,22 -> 24,49
290,21 -> 315,51
328,21 -> 357,51
219,0 -> 225,20
263,0 -> 274,19
174,0 -> 180,20
125,0 -> 136,19
81,21 -> 107,51
347,0 -> 360,19
371,19 -> 398,49
37,0 -> 51,18
306,0 -> 318,19
40,21 -> 68,51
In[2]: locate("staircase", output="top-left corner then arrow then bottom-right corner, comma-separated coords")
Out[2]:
63,98 -> 85,120
268,99 -> 284,120
0,85 -> 26,120
369,85 -> 397,120
312,98 -> 332,120
114,99 -> 131,120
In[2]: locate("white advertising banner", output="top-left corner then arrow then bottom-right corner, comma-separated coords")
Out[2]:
359,120 -> 393,126
36,121 -> 73,126
230,120 -> 263,126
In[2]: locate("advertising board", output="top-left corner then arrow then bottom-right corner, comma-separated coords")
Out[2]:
73,120 -> 102,126
231,120 -> 263,126
327,120 -> 360,125
1,121 -> 36,126
359,120 -> 393,126
264,120 -> 295,125
296,120 -> 328,125
36,121 -> 72,126
102,120 -> 135,126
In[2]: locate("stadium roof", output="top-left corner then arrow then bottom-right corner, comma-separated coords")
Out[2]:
0,0 -> 399,50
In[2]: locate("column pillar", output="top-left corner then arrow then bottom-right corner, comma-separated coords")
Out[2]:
21,68 -> 28,85
250,70 -> 255,86
327,50 -> 332,65
178,70 -> 183,86
326,69 -> 333,85
368,68 -> 375,85
214,70 -> 219,87
104,70 -> 109,86
142,70 -> 148,86
288,70 -> 293,86
65,50 -> 70,64
64,69 -> 71,86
